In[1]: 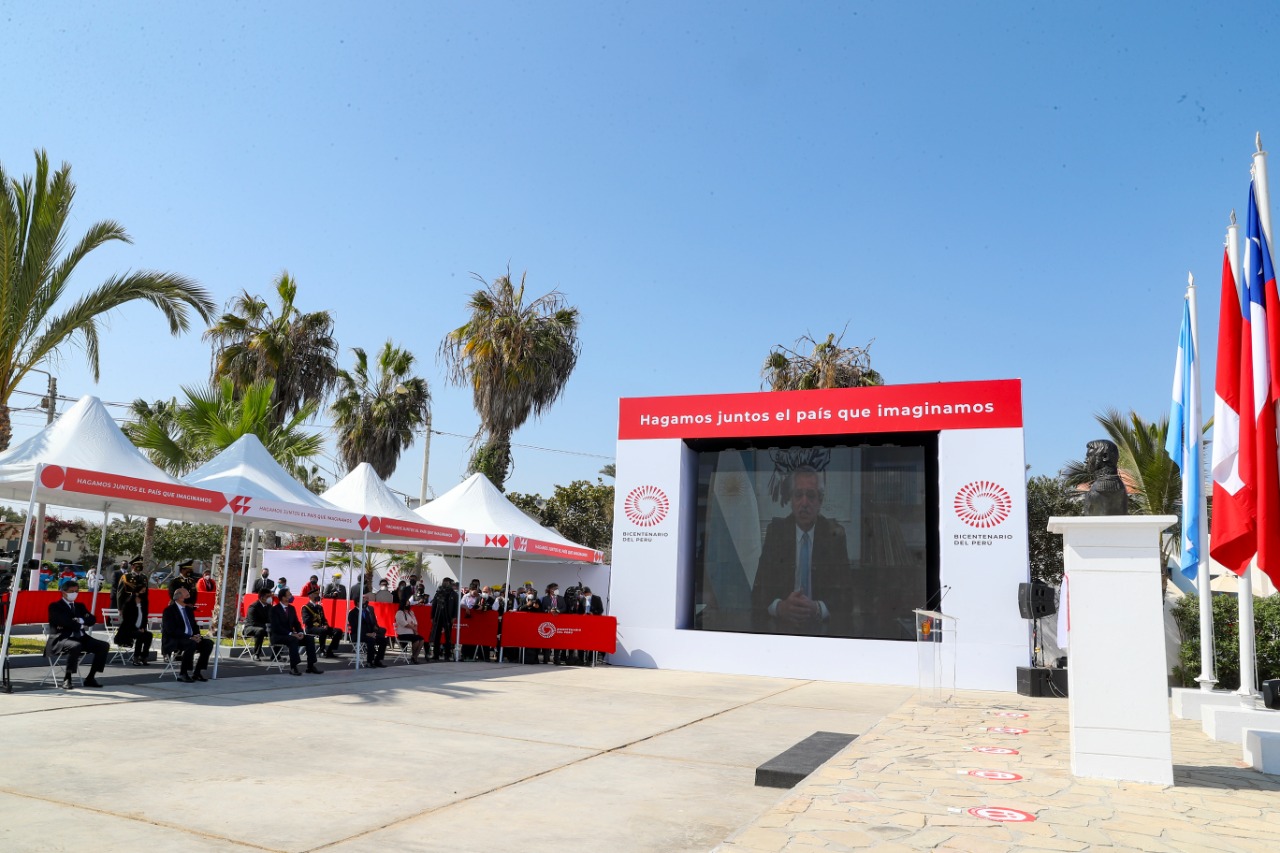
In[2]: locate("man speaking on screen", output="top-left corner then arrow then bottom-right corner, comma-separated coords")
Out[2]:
751,467 -> 851,633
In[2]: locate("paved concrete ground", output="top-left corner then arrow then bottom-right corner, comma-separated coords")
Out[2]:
718,690 -> 1280,853
0,658 -> 911,852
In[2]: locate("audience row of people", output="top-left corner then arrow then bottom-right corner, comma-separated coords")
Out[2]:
45,570 -> 607,688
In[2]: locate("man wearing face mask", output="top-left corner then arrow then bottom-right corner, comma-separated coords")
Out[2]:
270,589 -> 322,675
251,567 -> 274,595
161,586 -> 213,683
46,579 -> 109,688
168,559 -> 200,609
372,578 -> 394,603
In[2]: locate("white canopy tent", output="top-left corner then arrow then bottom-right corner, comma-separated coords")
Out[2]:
409,473 -> 607,605
0,397 -> 238,682
183,443 -> 463,669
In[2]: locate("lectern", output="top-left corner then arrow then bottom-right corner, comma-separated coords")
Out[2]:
913,609 -> 958,703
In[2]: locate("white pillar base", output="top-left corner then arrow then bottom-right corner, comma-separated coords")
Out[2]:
1243,730 -> 1280,775
1171,687 -> 1244,721
1048,515 -> 1176,786
1202,705 -> 1280,744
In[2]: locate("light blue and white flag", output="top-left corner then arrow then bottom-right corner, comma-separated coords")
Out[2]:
1166,296 -> 1202,578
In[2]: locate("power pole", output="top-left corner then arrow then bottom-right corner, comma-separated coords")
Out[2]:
31,374 -> 56,569
418,411 -> 432,507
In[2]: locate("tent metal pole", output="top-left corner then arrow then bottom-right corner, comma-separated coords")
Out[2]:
211,513 -> 236,679
454,538 -> 466,662
354,528 -> 368,670
499,539 -> 514,662
88,503 -> 110,619
0,469 -> 43,690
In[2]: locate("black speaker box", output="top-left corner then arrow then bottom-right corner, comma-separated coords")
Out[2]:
1263,679 -> 1280,710
1017,581 -> 1057,619
1016,666 -> 1068,697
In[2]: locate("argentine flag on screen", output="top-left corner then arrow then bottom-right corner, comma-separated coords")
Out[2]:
1165,297 -> 1201,579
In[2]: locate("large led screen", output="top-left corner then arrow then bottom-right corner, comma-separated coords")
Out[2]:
690,438 -> 938,641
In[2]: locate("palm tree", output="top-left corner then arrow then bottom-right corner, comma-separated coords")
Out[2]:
439,269 -> 580,490
127,378 -> 324,632
0,150 -> 216,450
203,272 -> 338,430
762,328 -> 883,391
331,340 -> 431,479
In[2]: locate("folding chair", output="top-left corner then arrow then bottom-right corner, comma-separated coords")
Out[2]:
387,636 -> 412,665
100,610 -> 131,666
346,631 -> 368,668
262,641 -> 290,674
41,651 -> 84,690
159,652 -> 181,681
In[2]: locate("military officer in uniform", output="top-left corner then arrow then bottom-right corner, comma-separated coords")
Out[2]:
302,588 -> 343,658
168,559 -> 200,610
115,555 -> 153,665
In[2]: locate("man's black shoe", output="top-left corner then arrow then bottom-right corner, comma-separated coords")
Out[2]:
192,672 -> 207,682
60,676 -> 74,689
305,665 -> 322,674
373,661 -> 387,668
83,676 -> 103,688
177,673 -> 194,683
290,666 -> 303,676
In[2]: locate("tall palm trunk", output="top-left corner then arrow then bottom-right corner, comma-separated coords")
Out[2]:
0,404 -> 11,452
141,517 -> 157,566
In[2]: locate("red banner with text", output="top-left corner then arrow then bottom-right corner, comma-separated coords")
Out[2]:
501,611 -> 617,653
618,379 -> 1023,440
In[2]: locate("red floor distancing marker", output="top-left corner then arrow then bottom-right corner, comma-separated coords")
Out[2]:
968,806 -> 1036,823
986,727 -> 1029,734
964,769 -> 1023,781
972,746 -> 1020,755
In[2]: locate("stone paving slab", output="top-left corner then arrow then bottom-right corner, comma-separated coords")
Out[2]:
0,662 -> 914,852
716,691 -> 1280,852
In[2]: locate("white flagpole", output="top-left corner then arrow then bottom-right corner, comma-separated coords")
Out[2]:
1187,276 -> 1216,691
0,469 -> 43,687
1235,136 -> 1276,702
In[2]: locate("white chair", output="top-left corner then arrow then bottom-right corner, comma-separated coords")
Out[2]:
346,631 -> 369,668
41,651 -> 84,690
159,652 -> 180,681
387,636 -> 412,664
99,609 -> 132,666
262,641 -> 290,674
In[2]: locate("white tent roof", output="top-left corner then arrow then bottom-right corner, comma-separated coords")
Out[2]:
415,473 -> 602,562
320,462 -> 422,523
0,395 -> 227,523
182,434 -> 336,507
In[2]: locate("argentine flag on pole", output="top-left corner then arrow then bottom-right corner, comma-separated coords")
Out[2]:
1166,295 -> 1202,579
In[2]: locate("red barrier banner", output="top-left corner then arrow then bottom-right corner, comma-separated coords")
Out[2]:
7,590 -> 212,626
501,612 -> 617,654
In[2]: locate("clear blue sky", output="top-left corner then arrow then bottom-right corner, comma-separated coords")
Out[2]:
2,2 -> 1277,504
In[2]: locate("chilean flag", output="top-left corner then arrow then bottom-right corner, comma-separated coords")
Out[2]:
1244,182 -> 1280,588
1210,245 -> 1256,574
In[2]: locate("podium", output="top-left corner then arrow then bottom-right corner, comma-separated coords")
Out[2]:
913,609 -> 958,703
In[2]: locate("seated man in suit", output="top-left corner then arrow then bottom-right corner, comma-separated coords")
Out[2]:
250,567 -> 274,595
161,586 -> 213,683
244,589 -> 273,659
347,593 -> 389,668
750,467 -> 852,635
302,588 -> 343,658
270,589 -> 321,675
46,578 -> 109,688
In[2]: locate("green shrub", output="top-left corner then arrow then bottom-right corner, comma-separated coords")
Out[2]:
1172,593 -> 1280,690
